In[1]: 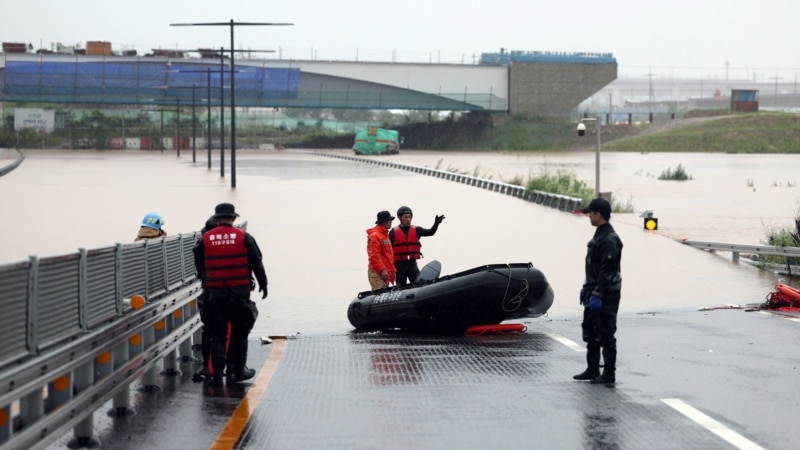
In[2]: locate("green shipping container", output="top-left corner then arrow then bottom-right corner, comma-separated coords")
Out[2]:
353,127 -> 400,155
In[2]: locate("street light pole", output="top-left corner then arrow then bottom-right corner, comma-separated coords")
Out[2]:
171,19 -> 293,188
578,116 -> 602,198
191,85 -> 196,163
176,98 -> 181,157
207,69 -> 212,170
229,20 -> 237,188
595,115 -> 601,197
219,47 -> 225,178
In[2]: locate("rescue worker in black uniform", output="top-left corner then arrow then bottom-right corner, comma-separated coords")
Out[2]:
194,203 -> 268,386
389,206 -> 445,285
192,216 -> 218,382
574,197 -> 623,385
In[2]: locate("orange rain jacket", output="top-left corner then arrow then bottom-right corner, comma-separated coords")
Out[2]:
366,224 -> 396,283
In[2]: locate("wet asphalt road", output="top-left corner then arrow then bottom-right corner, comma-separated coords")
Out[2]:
43,307 -> 799,450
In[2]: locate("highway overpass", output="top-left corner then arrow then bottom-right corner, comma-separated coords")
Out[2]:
0,50 -> 616,117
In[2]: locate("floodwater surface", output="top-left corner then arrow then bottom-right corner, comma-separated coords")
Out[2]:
0,149 -> 794,336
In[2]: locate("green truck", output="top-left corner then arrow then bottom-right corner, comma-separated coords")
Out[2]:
353,127 -> 400,155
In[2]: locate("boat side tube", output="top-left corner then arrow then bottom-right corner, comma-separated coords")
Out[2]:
347,262 -> 554,333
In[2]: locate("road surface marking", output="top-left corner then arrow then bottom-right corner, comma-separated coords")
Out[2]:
544,331 -> 584,352
211,337 -> 286,450
661,398 -> 765,450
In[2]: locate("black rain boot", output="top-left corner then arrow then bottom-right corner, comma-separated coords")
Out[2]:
590,370 -> 615,384
574,344 -> 601,380
591,344 -> 616,384
208,347 -> 226,386
573,368 -> 600,380
232,367 -> 256,382
229,343 -> 255,382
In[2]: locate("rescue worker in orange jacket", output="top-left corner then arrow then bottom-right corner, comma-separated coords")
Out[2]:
193,203 -> 268,386
389,206 -> 444,285
367,210 -> 396,291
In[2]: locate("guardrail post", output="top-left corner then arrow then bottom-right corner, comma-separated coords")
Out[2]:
69,360 -> 100,448
46,374 -> 72,413
140,323 -> 161,393
0,405 -> 10,444
20,389 -> 43,432
128,333 -> 143,359
108,342 -> 135,417
95,351 -> 112,379
162,313 -> 180,375
177,307 -> 195,362
190,297 -> 203,355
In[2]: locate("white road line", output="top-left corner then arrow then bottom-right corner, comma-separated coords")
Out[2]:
661,398 -> 766,450
544,331 -> 584,352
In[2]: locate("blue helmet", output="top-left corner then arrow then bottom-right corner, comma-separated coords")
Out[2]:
142,212 -> 165,230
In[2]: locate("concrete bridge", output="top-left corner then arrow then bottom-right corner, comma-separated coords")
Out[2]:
0,50 -> 617,117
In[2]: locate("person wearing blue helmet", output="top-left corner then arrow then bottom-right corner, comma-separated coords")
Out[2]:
134,212 -> 167,241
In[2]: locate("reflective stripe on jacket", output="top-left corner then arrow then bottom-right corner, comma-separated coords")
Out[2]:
203,225 -> 251,288
392,225 -> 421,261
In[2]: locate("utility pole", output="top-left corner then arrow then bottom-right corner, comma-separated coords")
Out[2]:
771,73 -> 781,108
171,20 -> 293,188
645,71 -> 655,123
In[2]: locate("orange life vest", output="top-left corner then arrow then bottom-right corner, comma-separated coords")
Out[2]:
203,226 -> 250,288
393,226 -> 421,261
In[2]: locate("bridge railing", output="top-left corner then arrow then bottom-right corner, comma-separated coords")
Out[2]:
0,222 -> 244,449
679,239 -> 800,261
0,147 -> 24,177
679,239 -> 800,275
303,151 -> 583,213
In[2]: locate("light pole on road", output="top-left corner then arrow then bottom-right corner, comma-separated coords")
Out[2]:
171,19 -> 293,188
577,116 -> 602,198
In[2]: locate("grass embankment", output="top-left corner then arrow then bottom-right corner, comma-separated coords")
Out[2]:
291,111 -> 799,153
601,113 -> 800,153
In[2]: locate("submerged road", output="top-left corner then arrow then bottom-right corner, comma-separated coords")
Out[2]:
5,149 -> 793,450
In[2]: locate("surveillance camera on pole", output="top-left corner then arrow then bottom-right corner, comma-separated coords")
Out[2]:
576,117 -> 601,197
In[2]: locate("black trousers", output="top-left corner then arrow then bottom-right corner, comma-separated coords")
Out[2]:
395,259 -> 421,285
580,301 -> 619,373
205,286 -> 258,377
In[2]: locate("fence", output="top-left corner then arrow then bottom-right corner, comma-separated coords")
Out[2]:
302,151 -> 584,213
0,223 -> 244,449
0,147 -> 24,176
680,239 -> 800,275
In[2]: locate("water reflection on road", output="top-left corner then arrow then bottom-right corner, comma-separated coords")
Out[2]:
0,149 -> 791,336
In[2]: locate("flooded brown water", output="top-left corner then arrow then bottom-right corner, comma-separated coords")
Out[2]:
0,149 -> 792,335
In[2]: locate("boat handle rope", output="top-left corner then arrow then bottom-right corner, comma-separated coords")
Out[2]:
496,264 -> 529,313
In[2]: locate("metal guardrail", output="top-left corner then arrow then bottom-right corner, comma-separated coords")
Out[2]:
0,147 -> 25,177
0,222 -> 245,450
301,151 -> 584,213
679,239 -> 800,263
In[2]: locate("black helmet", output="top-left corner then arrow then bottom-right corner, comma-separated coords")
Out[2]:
397,206 -> 413,217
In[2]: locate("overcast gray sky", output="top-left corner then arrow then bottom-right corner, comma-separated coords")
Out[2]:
2,0 -> 798,81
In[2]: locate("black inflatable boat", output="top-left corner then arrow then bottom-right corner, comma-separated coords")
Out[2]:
347,262 -> 554,333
